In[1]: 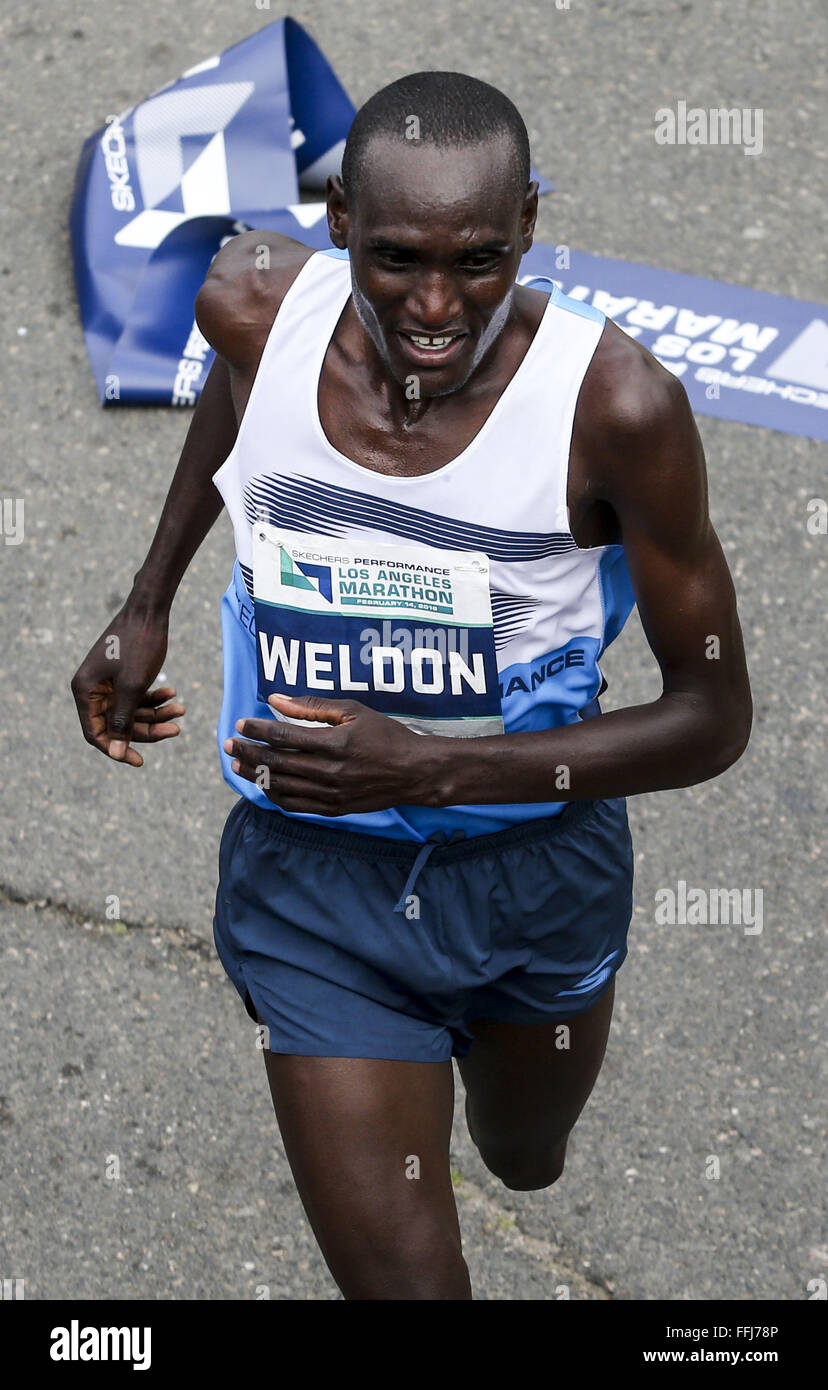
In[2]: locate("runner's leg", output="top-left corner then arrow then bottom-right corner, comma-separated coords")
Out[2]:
458,980 -> 616,1191
260,1049 -> 472,1300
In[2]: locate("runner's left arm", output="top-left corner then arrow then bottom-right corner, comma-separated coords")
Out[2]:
427,362 -> 753,806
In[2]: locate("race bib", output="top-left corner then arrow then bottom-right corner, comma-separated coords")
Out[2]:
251,523 -> 504,737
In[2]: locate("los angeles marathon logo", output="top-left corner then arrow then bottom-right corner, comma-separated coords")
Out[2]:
280,548 -> 455,614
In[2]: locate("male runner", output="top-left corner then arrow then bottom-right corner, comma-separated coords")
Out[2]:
71,72 -> 752,1301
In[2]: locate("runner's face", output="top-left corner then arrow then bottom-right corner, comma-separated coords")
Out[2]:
334,136 -> 536,397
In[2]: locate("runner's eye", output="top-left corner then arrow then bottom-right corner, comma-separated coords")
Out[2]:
374,249 -> 416,268
459,255 -> 501,273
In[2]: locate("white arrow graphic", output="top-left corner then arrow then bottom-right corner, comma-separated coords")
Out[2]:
114,82 -> 254,250
765,318 -> 828,391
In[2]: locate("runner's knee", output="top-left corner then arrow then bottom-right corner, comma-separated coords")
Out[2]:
332,1216 -> 471,1300
476,1134 -> 568,1192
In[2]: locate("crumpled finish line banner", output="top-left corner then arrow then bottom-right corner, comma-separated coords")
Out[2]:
70,17 -> 354,404
70,15 -> 552,407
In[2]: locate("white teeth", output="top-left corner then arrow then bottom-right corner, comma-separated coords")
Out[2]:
409,334 -> 455,349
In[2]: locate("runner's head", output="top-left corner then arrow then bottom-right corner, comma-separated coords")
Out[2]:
330,71 -> 538,397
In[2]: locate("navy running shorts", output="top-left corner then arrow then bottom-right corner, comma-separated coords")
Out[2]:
212,796 -> 634,1063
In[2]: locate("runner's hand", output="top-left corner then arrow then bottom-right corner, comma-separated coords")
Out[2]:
70,607 -> 185,767
224,692 -> 440,814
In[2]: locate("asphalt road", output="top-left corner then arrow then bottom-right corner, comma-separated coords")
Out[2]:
0,0 -> 825,1301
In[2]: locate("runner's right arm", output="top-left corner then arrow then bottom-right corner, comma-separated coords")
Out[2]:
70,230 -> 312,766
70,355 -> 239,763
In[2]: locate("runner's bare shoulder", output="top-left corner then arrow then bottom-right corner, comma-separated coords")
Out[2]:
571,315 -> 702,533
195,230 -> 316,371
575,316 -> 691,464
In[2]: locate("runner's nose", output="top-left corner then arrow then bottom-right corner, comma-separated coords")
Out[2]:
404,272 -> 464,332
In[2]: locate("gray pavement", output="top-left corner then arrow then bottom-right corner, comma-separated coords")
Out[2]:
0,0 -> 826,1300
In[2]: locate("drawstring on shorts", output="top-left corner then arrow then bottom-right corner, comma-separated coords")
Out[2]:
392,829 -> 467,913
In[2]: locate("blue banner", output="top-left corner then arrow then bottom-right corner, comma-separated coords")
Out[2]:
70,18 -> 356,404
520,246 -> 828,442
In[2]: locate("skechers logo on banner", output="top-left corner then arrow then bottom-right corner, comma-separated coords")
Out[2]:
500,649 -> 585,698
101,116 -> 135,211
172,321 -> 213,406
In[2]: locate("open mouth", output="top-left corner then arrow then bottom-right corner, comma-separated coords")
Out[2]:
397,331 -> 467,365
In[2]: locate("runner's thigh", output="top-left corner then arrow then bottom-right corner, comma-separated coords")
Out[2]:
459,980 -> 616,1155
261,1052 -> 471,1299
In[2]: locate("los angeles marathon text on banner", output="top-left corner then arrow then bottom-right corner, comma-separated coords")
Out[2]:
251,524 -> 504,738
521,245 -> 828,442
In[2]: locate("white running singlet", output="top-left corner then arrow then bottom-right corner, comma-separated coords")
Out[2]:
211,248 -> 636,840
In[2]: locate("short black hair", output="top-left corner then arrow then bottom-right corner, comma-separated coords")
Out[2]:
341,71 -> 531,204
